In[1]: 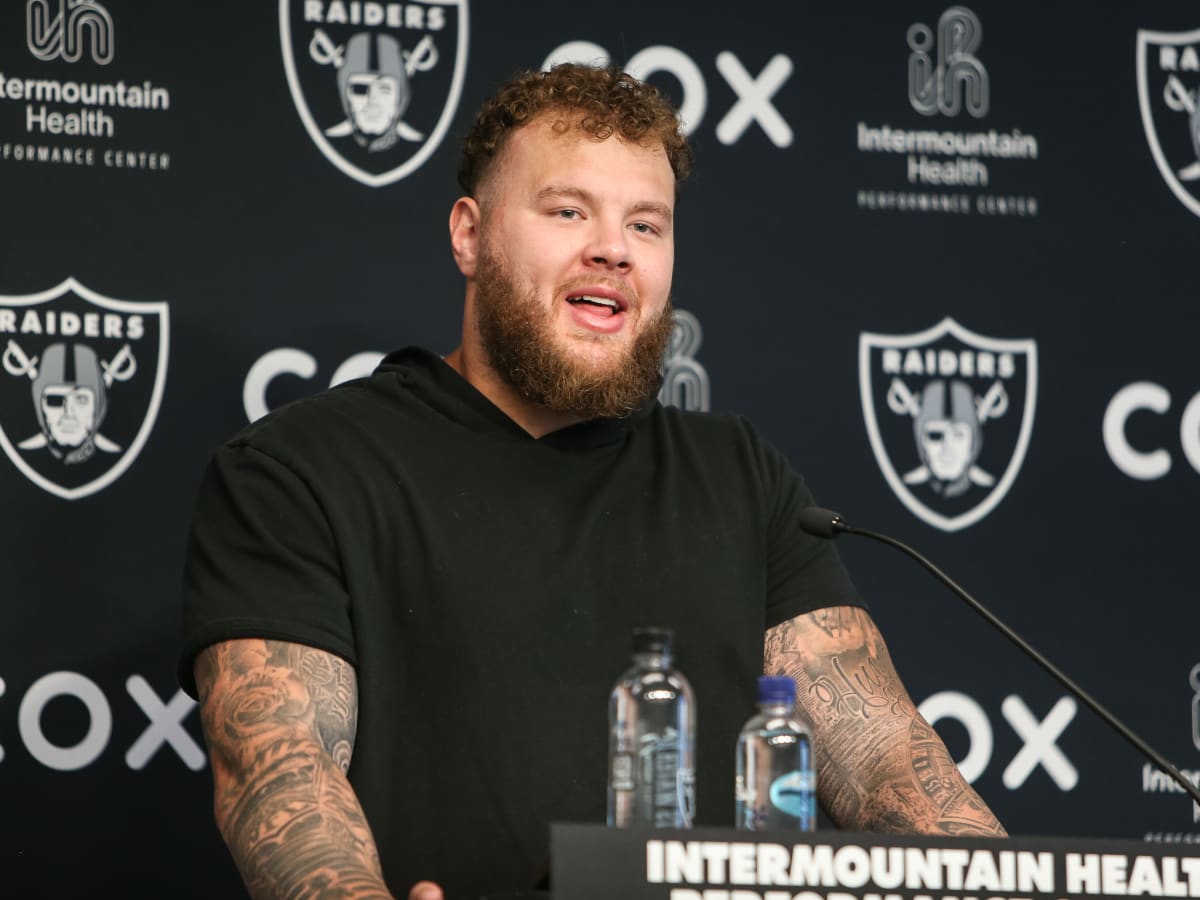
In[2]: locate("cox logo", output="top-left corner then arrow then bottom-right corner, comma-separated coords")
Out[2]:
0,672 -> 203,771
918,691 -> 1078,790
1103,382 -> 1200,480
244,348 -> 383,423
543,42 -> 794,148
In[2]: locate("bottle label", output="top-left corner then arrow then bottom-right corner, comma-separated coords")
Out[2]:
677,767 -> 696,828
610,753 -> 635,792
769,770 -> 816,819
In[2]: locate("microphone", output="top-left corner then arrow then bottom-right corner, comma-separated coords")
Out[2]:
799,505 -> 1200,808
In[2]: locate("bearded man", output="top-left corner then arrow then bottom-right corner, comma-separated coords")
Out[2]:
179,63 -> 1004,900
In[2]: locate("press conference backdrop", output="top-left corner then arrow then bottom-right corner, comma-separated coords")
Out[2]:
0,0 -> 1197,894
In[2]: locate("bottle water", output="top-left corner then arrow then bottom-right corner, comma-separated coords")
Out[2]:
607,626 -> 696,828
735,675 -> 816,831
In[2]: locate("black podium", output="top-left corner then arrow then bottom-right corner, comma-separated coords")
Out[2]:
551,825 -> 1200,900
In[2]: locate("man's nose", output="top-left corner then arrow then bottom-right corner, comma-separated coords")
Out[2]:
583,218 -> 631,271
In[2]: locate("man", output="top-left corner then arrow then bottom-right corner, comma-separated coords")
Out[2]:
179,64 -> 1004,900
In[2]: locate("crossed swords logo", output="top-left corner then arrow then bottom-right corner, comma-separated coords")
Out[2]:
886,376 -> 1008,489
309,28 -> 437,143
1163,73 -> 1200,182
3,338 -> 135,453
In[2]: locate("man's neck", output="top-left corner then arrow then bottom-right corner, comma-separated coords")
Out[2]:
442,346 -> 582,439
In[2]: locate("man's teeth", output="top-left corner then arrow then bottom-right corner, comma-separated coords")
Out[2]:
568,295 -> 620,314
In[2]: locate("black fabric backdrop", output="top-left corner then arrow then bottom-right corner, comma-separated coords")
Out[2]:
1,1 -> 1198,895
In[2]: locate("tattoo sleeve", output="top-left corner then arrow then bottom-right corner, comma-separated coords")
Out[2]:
764,607 -> 1006,837
194,639 -> 394,899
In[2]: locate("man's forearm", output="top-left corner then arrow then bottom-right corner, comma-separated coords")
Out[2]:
765,608 -> 1006,837
214,740 -> 394,899
196,639 -> 395,899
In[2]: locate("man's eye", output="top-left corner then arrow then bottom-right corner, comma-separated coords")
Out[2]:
557,209 -> 579,220
631,222 -> 657,235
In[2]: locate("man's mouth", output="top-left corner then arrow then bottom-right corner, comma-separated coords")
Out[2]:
566,294 -> 622,316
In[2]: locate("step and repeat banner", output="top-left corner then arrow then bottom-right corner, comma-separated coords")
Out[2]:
1,0 -> 1198,895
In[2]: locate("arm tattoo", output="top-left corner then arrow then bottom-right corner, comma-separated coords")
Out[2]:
195,639 -> 393,899
764,608 -> 1006,837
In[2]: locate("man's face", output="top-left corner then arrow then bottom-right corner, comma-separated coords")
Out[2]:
347,73 -> 401,135
921,419 -> 974,481
470,116 -> 677,417
41,384 -> 97,447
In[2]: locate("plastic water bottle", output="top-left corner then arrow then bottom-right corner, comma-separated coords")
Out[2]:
607,626 -> 696,828
735,675 -> 816,831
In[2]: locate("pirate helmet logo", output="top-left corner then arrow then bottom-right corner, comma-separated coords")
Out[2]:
1137,27 -> 1200,218
860,318 -> 1037,531
0,279 -> 168,500
280,0 -> 469,187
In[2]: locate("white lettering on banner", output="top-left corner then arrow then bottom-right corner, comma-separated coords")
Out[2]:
1104,382 -> 1200,480
714,51 -> 792,147
243,348 -> 384,422
646,841 -> 1055,892
541,42 -> 792,146
1000,696 -> 1077,790
124,675 -> 204,770
881,347 -> 1016,380
18,671 -> 112,771
917,692 -> 1078,789
2,671 -> 202,771
1066,853 -> 1200,896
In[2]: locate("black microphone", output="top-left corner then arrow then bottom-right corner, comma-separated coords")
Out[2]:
799,505 -> 1200,808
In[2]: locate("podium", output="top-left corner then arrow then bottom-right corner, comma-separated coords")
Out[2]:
550,825 -> 1200,900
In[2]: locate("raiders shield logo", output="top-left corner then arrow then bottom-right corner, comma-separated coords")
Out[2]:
1137,27 -> 1200,218
859,318 -> 1037,532
280,0 -> 469,187
0,278 -> 168,500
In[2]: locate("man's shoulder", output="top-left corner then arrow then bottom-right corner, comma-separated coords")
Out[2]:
219,349 -> 436,461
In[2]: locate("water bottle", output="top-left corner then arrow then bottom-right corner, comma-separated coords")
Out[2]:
607,626 -> 696,828
735,675 -> 816,831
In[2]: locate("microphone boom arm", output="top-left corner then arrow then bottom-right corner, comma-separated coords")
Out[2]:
829,515 -> 1200,809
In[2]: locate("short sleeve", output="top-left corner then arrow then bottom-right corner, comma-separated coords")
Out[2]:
747,423 -> 865,627
177,441 -> 357,697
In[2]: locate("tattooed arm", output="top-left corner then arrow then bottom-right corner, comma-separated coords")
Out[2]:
193,638 -> 399,899
764,606 -> 1006,837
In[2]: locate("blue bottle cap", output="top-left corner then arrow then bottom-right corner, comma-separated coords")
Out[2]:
757,675 -> 796,704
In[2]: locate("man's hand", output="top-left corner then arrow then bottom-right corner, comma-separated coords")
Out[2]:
765,606 -> 1006,836
408,881 -> 444,900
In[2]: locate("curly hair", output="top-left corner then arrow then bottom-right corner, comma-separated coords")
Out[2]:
457,63 -> 693,197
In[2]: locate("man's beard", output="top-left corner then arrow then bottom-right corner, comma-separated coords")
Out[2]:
474,246 -> 674,420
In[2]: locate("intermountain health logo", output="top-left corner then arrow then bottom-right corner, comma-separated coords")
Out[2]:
1138,27 -> 1200,219
859,319 -> 1037,531
855,5 -> 1040,218
0,0 -> 172,172
0,279 -> 168,500
659,309 -> 710,413
280,0 -> 469,187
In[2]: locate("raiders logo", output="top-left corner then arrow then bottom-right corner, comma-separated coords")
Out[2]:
1137,27 -> 1200,219
280,0 -> 469,187
0,278 -> 168,500
859,318 -> 1037,532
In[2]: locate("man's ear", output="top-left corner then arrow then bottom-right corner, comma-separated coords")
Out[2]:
449,196 -> 481,278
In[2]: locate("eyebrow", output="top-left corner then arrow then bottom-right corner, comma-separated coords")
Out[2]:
536,185 -> 673,224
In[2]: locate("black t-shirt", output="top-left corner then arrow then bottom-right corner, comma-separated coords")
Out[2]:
179,347 -> 863,898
